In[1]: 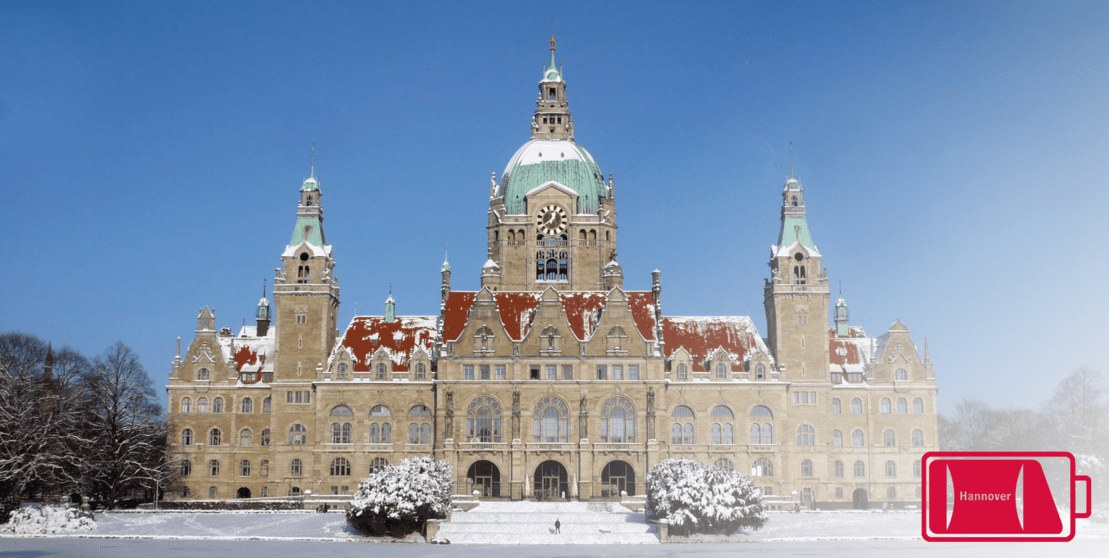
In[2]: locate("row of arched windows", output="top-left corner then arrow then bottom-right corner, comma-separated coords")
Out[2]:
832,397 -> 926,414
180,396 -> 271,414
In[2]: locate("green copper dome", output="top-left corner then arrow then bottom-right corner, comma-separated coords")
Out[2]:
497,139 -> 607,215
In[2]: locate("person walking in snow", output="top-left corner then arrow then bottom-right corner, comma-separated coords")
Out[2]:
555,519 -> 561,534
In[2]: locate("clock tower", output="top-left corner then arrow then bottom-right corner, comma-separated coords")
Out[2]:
484,38 -> 620,292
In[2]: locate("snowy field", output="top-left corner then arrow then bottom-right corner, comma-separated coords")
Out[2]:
2,507 -> 1107,557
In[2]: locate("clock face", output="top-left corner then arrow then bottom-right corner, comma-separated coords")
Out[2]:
536,204 -> 568,235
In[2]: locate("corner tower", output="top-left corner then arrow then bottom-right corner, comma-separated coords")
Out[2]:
272,166 -> 340,381
763,173 -> 830,380
484,37 -> 619,292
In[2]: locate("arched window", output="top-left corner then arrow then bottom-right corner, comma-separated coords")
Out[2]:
750,406 -> 774,445
912,429 -> 924,447
852,429 -> 864,447
288,424 -> 306,445
376,363 -> 387,379
468,396 -> 503,443
260,429 -> 270,446
752,458 -> 773,477
212,397 -> 224,413
797,425 -> 815,446
208,486 -> 217,498
672,405 -> 694,418
851,398 -> 862,414
415,363 -> 426,380
209,460 -> 219,476
832,398 -> 841,414
331,422 -> 352,444
715,363 -> 727,379
409,405 -> 431,417
914,398 -> 924,413
197,368 -> 210,381
197,397 -> 208,413
209,428 -> 221,446
711,405 -> 734,419
714,458 -> 734,472
370,405 -> 393,443
755,363 -> 766,379
896,368 -> 908,381
801,459 -> 813,477
750,405 -> 773,418
181,459 -> 191,477
835,460 -> 844,478
886,460 -> 897,477
854,460 -> 866,478
533,396 -> 568,443
181,397 -> 192,413
239,429 -> 251,447
370,457 -> 388,474
712,406 -> 734,445
337,363 -> 348,379
833,429 -> 843,446
262,396 -> 271,413
601,397 -> 636,443
883,429 -> 896,447
241,397 -> 252,413
676,363 -> 688,380
371,405 -> 392,417
240,460 -> 251,477
897,398 -> 908,413
181,428 -> 193,446
290,459 -> 302,476
330,457 -> 351,476
331,405 -> 353,417
880,398 -> 891,414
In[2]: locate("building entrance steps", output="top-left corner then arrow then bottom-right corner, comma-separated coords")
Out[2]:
436,500 -> 659,544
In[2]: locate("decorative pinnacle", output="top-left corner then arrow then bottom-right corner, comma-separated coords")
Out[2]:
310,143 -> 316,179
549,35 -> 557,69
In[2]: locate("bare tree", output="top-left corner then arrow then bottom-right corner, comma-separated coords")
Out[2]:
78,342 -> 167,509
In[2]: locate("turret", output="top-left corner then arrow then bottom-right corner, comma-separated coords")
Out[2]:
834,297 -> 849,338
256,281 -> 271,337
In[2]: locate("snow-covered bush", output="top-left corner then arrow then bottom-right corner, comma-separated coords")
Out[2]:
646,458 -> 767,536
1,505 -> 95,534
346,456 -> 452,537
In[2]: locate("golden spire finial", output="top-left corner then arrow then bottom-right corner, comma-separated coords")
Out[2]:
550,35 -> 556,52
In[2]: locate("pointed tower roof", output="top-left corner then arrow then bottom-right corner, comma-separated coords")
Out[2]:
775,173 -> 818,256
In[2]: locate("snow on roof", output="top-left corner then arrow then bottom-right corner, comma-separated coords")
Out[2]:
828,326 -> 873,373
560,291 -> 607,340
774,239 -> 820,258
495,291 -> 544,340
281,241 -> 332,258
337,315 -> 437,372
661,316 -> 768,372
626,292 -> 657,341
483,259 -> 499,269
218,326 -> 275,383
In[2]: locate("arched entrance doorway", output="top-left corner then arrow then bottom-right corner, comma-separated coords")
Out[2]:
466,460 -> 501,498
236,487 -> 251,499
533,460 -> 569,501
852,488 -> 868,510
600,460 -> 636,497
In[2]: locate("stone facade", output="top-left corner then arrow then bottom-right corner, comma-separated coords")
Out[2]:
166,40 -> 939,509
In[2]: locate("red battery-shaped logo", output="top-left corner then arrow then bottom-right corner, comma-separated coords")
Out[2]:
922,452 -> 1092,542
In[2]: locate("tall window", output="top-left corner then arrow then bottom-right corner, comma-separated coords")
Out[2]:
835,460 -> 844,477
676,363 -> 688,380
181,428 -> 193,446
880,398 -> 891,414
854,460 -> 865,478
240,460 -> 251,477
912,429 -> 924,447
851,398 -> 862,414
832,398 -> 841,414
755,363 -> 766,379
884,429 -> 896,447
715,363 -> 727,379
370,457 -> 388,474
239,429 -> 252,446
181,397 -> 192,413
330,457 -> 351,476
290,459 -> 302,476
331,422 -> 352,444
833,429 -> 843,446
886,460 -> 897,477
533,396 -> 569,443
197,368 -> 209,381
914,398 -> 924,413
181,459 -> 191,477
260,429 -> 270,446
914,460 -> 922,478
209,460 -> 219,476
852,429 -> 864,447
370,405 -> 393,443
212,397 -> 224,413
467,397 -> 503,443
601,397 -> 636,443
711,405 -> 734,445
241,397 -> 253,413
262,396 -> 271,413
797,425 -> 815,446
289,424 -> 306,445
750,405 -> 773,444
801,459 -> 813,477
671,405 -> 694,445
197,397 -> 208,413
896,368 -> 908,381
208,486 -> 217,499
752,458 -> 773,477
376,363 -> 387,380
415,363 -> 426,380
209,428 -> 221,446
897,398 -> 908,413
887,486 -> 898,500
261,460 -> 269,477
714,458 -> 734,472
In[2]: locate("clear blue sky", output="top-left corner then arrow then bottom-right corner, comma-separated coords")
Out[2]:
2,1 -> 1106,415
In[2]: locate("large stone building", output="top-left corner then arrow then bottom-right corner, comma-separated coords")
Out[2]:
166,39 -> 938,509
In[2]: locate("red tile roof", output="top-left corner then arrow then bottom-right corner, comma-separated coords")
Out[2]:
494,292 -> 544,340
661,317 -> 763,372
627,292 -> 657,341
560,291 -> 608,340
442,291 -> 476,342
339,316 -> 437,372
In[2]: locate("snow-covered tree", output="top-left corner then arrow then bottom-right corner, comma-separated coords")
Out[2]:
646,458 -> 767,536
346,456 -> 452,537
0,333 -> 88,523
77,342 -> 167,510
